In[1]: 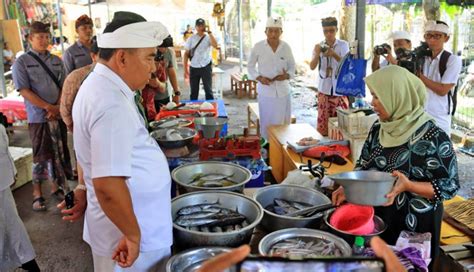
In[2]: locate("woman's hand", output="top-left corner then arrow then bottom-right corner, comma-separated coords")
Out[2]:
331,186 -> 346,206
384,171 -> 412,206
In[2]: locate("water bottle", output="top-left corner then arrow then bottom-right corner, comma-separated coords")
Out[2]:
353,94 -> 365,109
352,236 -> 365,256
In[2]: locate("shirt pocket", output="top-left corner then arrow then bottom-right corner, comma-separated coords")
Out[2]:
26,66 -> 43,83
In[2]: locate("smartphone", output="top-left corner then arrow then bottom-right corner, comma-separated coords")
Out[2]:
234,256 -> 385,272
65,191 -> 74,209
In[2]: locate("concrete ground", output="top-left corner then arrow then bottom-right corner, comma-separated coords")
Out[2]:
6,61 -> 474,271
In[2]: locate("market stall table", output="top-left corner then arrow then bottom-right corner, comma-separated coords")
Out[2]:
268,124 -> 354,183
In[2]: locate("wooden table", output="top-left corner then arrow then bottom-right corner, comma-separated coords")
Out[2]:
268,124 -> 354,183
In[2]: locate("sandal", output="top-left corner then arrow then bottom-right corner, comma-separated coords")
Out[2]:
32,197 -> 47,212
51,189 -> 65,202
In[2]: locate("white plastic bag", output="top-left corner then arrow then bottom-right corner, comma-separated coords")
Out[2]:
281,169 -> 317,189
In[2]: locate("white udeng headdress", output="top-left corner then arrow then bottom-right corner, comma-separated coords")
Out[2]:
424,20 -> 450,35
97,21 -> 169,48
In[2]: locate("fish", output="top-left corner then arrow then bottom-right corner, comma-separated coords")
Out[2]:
266,199 -> 313,217
189,179 -> 237,188
269,238 -> 343,258
177,211 -> 219,220
177,201 -> 220,215
190,173 -> 236,182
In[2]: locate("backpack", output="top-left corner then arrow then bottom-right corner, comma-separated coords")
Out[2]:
438,51 -> 459,115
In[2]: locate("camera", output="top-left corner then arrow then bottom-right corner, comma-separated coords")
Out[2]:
154,50 -> 164,62
373,43 -> 391,55
397,42 -> 432,74
320,42 -> 330,53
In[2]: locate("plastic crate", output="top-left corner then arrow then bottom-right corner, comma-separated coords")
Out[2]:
328,117 -> 343,140
9,147 -> 33,190
337,108 -> 378,136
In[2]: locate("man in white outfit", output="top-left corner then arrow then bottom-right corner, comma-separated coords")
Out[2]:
72,12 -> 173,271
247,17 -> 296,139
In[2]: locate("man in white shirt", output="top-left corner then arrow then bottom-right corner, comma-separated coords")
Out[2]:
248,17 -> 296,139
371,31 -> 412,72
309,17 -> 349,136
72,12 -> 172,271
419,20 -> 462,135
0,121 -> 40,271
183,18 -> 218,100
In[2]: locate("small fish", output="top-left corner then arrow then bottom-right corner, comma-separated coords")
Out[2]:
177,211 -> 219,220
234,224 -> 242,231
212,226 -> 223,233
224,225 -> 234,232
177,201 -> 220,215
241,220 -> 249,227
201,226 -> 210,232
191,173 -> 235,183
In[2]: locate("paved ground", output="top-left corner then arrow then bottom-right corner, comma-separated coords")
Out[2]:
6,61 -> 473,271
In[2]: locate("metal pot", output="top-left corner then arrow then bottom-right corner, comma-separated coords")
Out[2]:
258,228 -> 352,257
149,117 -> 192,130
329,170 -> 396,206
172,161 -> 252,193
172,191 -> 263,248
150,127 -> 197,149
324,209 -> 387,245
166,247 -> 231,272
253,184 -> 332,232
193,117 -> 227,139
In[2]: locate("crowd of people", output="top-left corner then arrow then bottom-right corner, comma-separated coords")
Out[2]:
0,8 -> 462,272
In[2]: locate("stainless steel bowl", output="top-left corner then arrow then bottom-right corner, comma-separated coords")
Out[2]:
193,117 -> 227,139
149,117 -> 192,130
150,127 -> 197,149
258,228 -> 352,257
166,247 -> 231,272
172,191 -> 264,248
329,171 -> 396,206
253,184 -> 331,232
172,161 -> 252,193
324,210 -> 387,245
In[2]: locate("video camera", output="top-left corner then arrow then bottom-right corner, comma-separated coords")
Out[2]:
320,41 -> 330,53
397,42 -> 432,74
373,43 -> 391,55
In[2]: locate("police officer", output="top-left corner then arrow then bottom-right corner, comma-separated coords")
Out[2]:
63,15 -> 94,75
12,21 -> 72,211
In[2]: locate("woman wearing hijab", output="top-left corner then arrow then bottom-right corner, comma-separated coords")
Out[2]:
332,66 -> 459,261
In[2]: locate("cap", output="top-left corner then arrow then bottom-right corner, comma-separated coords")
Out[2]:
195,18 -> 206,26
75,14 -> 93,29
390,31 -> 411,41
355,236 -> 365,247
30,21 -> 50,35
266,17 -> 283,28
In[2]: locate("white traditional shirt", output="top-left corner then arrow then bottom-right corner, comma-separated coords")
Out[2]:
422,50 -> 462,135
72,63 -> 172,257
0,125 -> 16,191
315,39 -> 349,96
184,34 -> 212,68
247,40 -> 296,97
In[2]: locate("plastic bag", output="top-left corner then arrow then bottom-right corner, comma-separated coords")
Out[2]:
282,169 -> 318,189
335,55 -> 367,97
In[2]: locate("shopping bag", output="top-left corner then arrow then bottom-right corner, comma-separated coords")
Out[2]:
335,55 -> 367,97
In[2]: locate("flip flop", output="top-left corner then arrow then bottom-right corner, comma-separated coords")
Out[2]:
32,197 -> 47,212
51,189 -> 65,202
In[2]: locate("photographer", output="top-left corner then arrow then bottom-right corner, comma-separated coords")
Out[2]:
309,17 -> 349,136
371,31 -> 412,72
420,21 -> 462,135
154,35 -> 181,111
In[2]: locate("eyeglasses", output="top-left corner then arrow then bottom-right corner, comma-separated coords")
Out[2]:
424,33 -> 444,40
323,29 -> 336,34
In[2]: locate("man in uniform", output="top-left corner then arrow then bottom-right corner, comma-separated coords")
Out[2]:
63,15 -> 94,75
72,12 -> 172,270
372,31 -> 412,72
247,17 -> 296,139
12,21 -> 73,211
309,17 -> 349,136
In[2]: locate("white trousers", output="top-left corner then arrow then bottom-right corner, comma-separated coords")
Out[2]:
258,94 -> 292,139
92,247 -> 170,272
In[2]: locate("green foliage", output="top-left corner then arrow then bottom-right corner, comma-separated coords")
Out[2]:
440,2 -> 463,19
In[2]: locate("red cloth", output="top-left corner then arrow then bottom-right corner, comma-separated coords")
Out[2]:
141,62 -> 167,121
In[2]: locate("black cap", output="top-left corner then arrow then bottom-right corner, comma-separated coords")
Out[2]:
195,18 -> 205,26
103,11 -> 146,34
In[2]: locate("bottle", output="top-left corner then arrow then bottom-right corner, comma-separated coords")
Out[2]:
352,236 -> 365,256
353,94 -> 365,109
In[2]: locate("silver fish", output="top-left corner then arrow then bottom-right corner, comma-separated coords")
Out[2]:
177,201 -> 220,215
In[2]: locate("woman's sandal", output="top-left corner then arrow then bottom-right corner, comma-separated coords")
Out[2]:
51,189 -> 65,202
32,197 -> 47,212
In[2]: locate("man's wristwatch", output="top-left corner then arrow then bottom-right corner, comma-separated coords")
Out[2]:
75,184 -> 87,192
174,91 -> 181,96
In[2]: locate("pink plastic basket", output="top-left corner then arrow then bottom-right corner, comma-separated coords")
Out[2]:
329,204 -> 375,235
